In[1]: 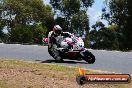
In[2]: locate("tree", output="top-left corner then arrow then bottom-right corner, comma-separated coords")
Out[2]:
71,10 -> 89,36
54,17 -> 68,32
0,27 -> 4,40
90,21 -> 106,49
10,24 -> 33,43
50,0 -> 94,48
32,24 -> 48,44
0,24 -> 6,42
50,0 -> 94,32
102,0 -> 132,50
0,0 -> 53,29
0,0 -> 54,43
71,10 -> 90,47
107,25 -> 119,50
3,0 -> 53,25
90,21 -> 119,50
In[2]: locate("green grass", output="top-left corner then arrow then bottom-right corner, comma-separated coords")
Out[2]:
0,81 -> 8,88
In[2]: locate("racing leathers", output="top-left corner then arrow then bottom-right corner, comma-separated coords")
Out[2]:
48,31 -> 72,61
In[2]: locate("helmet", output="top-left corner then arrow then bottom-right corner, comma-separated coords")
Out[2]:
53,25 -> 62,35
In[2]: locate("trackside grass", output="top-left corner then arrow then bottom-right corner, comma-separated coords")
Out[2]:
0,58 -> 131,88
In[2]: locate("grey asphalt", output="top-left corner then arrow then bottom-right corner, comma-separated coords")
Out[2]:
0,44 -> 132,74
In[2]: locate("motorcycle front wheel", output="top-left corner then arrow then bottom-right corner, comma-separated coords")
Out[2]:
82,51 -> 95,64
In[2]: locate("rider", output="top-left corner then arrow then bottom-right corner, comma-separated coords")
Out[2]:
48,25 -> 72,61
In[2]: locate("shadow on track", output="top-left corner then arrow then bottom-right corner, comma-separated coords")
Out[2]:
35,59 -> 88,64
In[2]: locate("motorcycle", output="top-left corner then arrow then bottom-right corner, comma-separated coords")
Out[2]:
43,33 -> 95,64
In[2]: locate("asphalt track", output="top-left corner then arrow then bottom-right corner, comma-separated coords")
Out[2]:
0,44 -> 132,74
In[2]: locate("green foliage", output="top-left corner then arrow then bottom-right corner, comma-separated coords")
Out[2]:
102,0 -> 132,50
10,25 -> 33,44
0,26 -> 3,38
0,25 -> 8,43
0,0 -> 54,44
107,25 -> 119,31
50,0 -> 94,11
62,0 -> 80,16
71,10 -> 90,47
71,10 -> 89,36
9,24 -> 48,44
50,0 -> 93,31
0,0 -> 54,31
55,17 -> 68,32
90,22 -> 119,50
81,0 -> 94,8
91,21 -> 105,30
32,24 -> 48,44
1,0 -> 53,26
84,31 -> 90,48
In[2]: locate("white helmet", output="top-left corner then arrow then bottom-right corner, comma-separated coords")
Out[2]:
53,25 -> 62,35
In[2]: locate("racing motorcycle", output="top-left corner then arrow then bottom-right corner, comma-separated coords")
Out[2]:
43,33 -> 95,64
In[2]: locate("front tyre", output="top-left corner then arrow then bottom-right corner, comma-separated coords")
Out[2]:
82,51 -> 95,64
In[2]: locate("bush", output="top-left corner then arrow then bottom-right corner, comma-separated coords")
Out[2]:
9,24 -> 48,44
10,25 -> 33,44
32,24 -> 48,44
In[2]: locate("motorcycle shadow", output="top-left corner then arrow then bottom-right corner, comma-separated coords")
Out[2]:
40,59 -> 88,64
